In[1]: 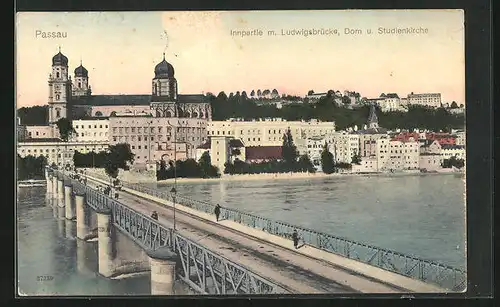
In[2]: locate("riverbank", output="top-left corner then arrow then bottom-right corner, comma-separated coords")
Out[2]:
157,170 -> 462,184
80,167 -> 463,185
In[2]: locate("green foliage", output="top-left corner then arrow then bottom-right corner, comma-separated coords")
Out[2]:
321,142 -> 335,174
231,148 -> 241,157
73,151 -> 109,168
281,128 -> 298,166
297,154 -> 316,173
224,156 -> 316,175
17,154 -> 48,180
55,118 -> 75,141
442,156 -> 465,169
73,143 -> 134,170
156,151 -> 220,180
108,143 -> 135,169
17,106 -> 48,125
104,160 -> 119,179
207,93 -> 464,131
335,162 -> 352,170
351,153 -> 362,165
198,151 -> 219,178
450,101 -> 459,109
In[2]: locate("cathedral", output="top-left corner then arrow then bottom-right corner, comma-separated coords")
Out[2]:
47,49 -> 212,122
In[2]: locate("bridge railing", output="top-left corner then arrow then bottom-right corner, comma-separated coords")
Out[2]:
70,169 -> 466,291
54,169 -> 287,295
111,179 -> 466,292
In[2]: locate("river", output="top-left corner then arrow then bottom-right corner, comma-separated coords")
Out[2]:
17,173 -> 466,295
17,187 -> 150,296
154,173 -> 466,269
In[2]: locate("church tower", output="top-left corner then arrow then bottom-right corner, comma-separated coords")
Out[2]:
150,53 -> 178,117
72,60 -> 91,97
367,104 -> 379,129
48,48 -> 72,124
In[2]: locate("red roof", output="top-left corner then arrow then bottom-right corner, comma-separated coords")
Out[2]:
196,138 -> 245,149
245,146 -> 282,160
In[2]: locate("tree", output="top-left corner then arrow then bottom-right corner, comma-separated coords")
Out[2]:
450,101 -> 459,109
351,153 -> 362,165
250,90 -> 255,97
104,160 -> 119,185
342,96 -> 351,105
17,106 -> 49,126
281,128 -> 298,168
55,118 -> 75,141
55,118 -> 76,172
217,91 -> 228,101
271,89 -> 279,98
230,148 -> 241,162
257,89 -> 262,97
298,154 -> 316,173
327,90 -> 335,97
442,156 -> 465,169
307,90 -> 314,96
198,151 -> 219,178
321,142 -> 335,174
108,143 -> 135,169
262,89 -> 271,97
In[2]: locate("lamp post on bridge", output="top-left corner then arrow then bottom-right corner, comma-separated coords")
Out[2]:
165,119 -> 178,231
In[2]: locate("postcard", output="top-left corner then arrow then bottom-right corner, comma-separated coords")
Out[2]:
16,10 -> 466,296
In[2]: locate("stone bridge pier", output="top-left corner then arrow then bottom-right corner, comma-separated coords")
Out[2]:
45,176 -> 189,295
94,209 -> 153,279
57,179 -> 65,220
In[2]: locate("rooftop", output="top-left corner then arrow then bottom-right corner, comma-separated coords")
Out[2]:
245,146 -> 282,161
352,127 -> 388,135
196,138 -> 245,149
70,94 -> 207,106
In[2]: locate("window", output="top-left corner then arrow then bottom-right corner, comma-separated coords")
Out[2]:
78,82 -> 81,88
138,146 -> 141,149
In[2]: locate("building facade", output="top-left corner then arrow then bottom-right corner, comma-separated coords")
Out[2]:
352,104 -> 389,158
17,139 -> 108,167
376,137 -> 420,171
25,125 -> 58,139
419,153 -> 442,172
323,132 -> 360,163
306,136 -> 324,167
206,118 -> 336,150
72,119 -> 110,142
108,116 -> 208,169
454,130 -> 466,146
440,144 -> 466,162
407,92 -> 442,108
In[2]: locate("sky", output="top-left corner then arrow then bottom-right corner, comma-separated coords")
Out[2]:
16,10 -> 464,107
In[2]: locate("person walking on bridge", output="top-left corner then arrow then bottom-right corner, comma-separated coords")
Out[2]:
292,229 -> 299,249
214,204 -> 221,222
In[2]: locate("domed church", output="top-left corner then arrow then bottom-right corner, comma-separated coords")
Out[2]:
48,49 -> 212,121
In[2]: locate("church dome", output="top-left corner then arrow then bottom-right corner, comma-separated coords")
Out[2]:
52,51 -> 68,66
154,54 -> 175,78
74,64 -> 88,77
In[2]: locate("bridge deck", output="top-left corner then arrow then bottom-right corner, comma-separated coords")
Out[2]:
86,177 -> 443,294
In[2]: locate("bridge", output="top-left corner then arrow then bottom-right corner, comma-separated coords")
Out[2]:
43,167 -> 466,295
